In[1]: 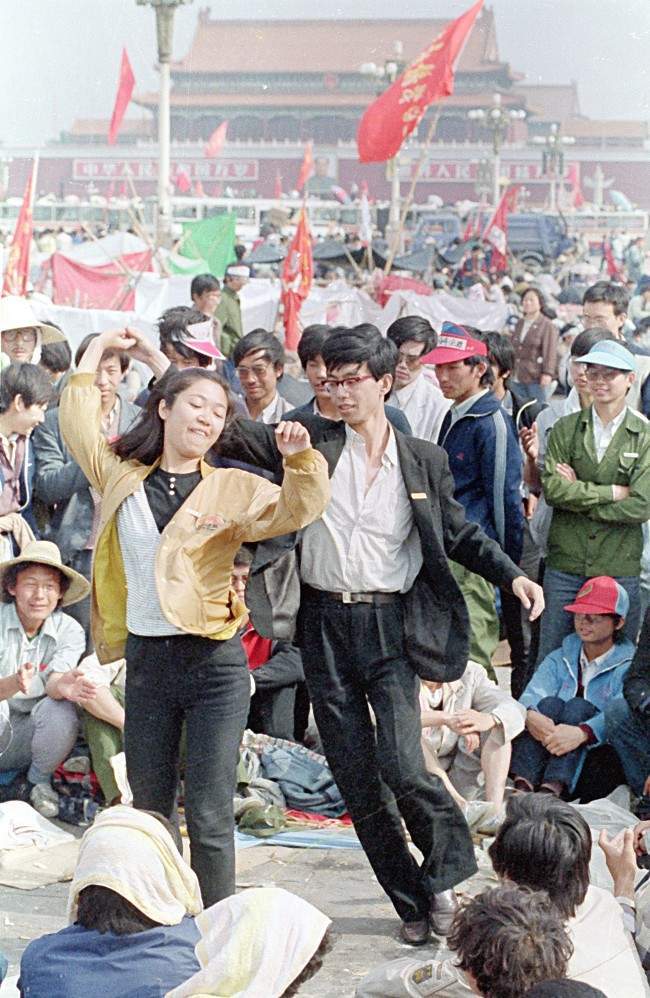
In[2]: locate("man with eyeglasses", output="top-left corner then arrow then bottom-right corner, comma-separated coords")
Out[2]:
539,340 -> 650,661
386,316 -> 450,443
232,329 -> 293,424
0,296 -> 66,367
218,323 -> 543,947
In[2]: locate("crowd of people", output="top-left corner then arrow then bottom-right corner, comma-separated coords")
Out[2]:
0,229 -> 649,997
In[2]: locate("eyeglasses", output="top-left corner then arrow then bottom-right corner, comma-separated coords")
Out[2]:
584,366 -> 625,383
397,349 -> 425,370
3,328 -> 37,344
323,375 -> 376,394
235,363 -> 273,380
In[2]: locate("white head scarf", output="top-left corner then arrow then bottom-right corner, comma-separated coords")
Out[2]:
166,887 -> 331,998
67,805 -> 203,926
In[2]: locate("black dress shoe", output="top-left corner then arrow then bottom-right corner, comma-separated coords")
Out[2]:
399,918 -> 430,946
429,890 -> 459,936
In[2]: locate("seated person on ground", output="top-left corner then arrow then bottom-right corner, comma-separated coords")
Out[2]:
19,805 -> 332,998
446,885 -> 573,998
418,659 -> 525,831
0,540 -> 94,818
355,793 -> 648,998
513,576 -> 634,803
232,548 -> 308,742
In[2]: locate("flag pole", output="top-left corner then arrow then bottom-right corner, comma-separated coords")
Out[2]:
383,110 -> 440,275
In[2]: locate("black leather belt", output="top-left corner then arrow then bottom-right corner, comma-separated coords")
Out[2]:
303,585 -> 400,606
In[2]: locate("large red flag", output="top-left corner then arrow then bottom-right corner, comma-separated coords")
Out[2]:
296,141 -> 314,192
357,0 -> 483,163
2,159 -> 38,297
281,209 -> 313,350
483,185 -> 519,271
108,49 -> 135,145
204,121 -> 228,159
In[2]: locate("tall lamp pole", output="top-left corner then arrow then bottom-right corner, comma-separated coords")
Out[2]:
532,123 -> 575,212
136,0 -> 192,247
361,42 -> 405,254
468,93 -> 525,207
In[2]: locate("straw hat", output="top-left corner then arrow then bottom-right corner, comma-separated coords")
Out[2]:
0,296 -> 65,344
0,541 -> 90,607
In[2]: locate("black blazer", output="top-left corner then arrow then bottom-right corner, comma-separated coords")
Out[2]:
219,414 -> 521,682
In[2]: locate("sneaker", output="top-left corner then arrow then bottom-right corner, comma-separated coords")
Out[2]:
29,782 -> 59,819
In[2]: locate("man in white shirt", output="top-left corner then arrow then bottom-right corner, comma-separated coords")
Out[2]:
387,316 -> 450,442
232,329 -> 293,424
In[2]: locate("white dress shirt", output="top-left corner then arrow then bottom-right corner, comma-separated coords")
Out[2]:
592,406 -> 628,463
390,373 -> 451,443
300,425 -> 423,593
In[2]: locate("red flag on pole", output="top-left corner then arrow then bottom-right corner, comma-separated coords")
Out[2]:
281,209 -> 313,350
566,162 -> 585,209
2,157 -> 38,297
174,169 -> 191,194
357,0 -> 483,164
108,49 -> 135,146
482,185 -> 519,272
296,141 -> 314,192
273,170 -> 283,199
204,121 -> 228,159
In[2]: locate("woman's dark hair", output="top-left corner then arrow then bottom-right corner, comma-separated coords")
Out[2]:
570,327 -> 616,358
112,368 -> 234,466
0,362 -> 52,413
233,329 -> 285,369
297,324 -> 332,368
447,886 -> 572,998
583,280 -> 629,316
321,324 -> 397,380
488,794 -> 591,918
282,929 -> 334,997
75,333 -> 130,374
2,562 -> 71,608
39,337 -> 72,375
479,330 -> 515,380
386,315 -> 437,354
522,286 -> 546,310
190,273 -> 220,298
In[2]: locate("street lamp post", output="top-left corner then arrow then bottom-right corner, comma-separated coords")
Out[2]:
468,94 -> 525,207
360,43 -> 405,254
532,123 -> 576,212
136,0 -> 192,247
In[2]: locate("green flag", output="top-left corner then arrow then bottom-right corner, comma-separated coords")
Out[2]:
167,252 -> 210,277
179,214 -> 237,278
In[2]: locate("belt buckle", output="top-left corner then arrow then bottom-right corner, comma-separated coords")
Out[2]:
341,591 -> 355,604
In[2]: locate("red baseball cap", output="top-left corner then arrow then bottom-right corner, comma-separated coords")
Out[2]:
563,576 -> 629,617
421,322 -> 488,365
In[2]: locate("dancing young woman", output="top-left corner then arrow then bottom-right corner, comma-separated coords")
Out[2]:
59,328 -> 329,905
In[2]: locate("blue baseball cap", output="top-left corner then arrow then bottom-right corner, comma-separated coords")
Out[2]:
582,340 -> 636,372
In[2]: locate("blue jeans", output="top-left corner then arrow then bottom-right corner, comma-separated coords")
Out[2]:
537,569 -> 641,666
510,696 -> 597,791
124,632 -> 250,907
605,698 -> 650,797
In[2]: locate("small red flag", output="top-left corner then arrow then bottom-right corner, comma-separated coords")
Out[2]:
296,141 -> 314,192
357,0 -> 483,164
204,121 -> 228,159
108,49 -> 135,146
281,209 -> 313,350
2,159 -> 38,297
193,179 -> 206,198
175,169 -> 191,194
483,185 -> 519,271
566,162 -> 585,209
273,170 -> 283,199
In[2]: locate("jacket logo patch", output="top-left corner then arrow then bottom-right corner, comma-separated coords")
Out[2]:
410,492 -> 428,500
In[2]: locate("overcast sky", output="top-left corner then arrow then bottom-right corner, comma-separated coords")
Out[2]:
1,0 -> 649,148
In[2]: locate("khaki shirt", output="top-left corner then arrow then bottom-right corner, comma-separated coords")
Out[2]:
60,373 -> 330,663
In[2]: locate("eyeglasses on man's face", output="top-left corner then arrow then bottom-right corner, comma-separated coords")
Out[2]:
3,328 -> 37,344
584,366 -> 626,383
323,374 -> 376,394
235,362 -> 274,381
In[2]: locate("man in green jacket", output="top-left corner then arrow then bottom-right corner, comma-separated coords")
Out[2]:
215,265 -> 249,358
539,340 -> 650,662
